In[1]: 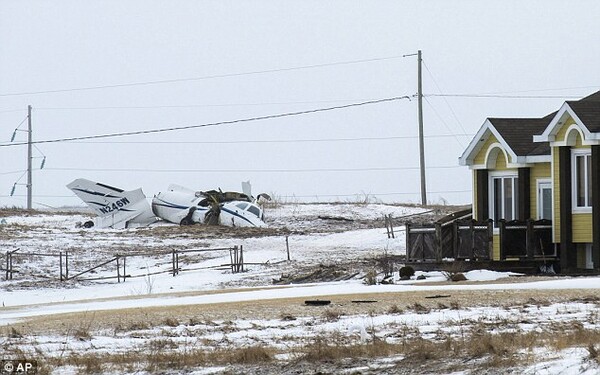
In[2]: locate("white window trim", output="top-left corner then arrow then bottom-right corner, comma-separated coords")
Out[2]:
488,171 -> 519,231
571,149 -> 592,213
536,178 -> 552,220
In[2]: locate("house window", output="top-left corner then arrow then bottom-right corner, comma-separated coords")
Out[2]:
572,150 -> 592,210
489,174 -> 519,225
537,180 -> 552,220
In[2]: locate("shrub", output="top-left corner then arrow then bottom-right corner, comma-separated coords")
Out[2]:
399,266 -> 415,278
450,273 -> 467,282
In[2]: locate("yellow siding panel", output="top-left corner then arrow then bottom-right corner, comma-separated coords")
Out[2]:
493,234 -> 500,260
553,148 -> 561,243
473,134 -> 499,165
572,214 -> 593,243
494,152 -> 509,171
530,163 -> 551,219
554,118 -> 576,143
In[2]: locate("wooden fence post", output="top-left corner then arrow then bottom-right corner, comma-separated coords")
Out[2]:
65,251 -> 69,280
286,236 -> 290,261
5,251 -> 9,280
405,223 -> 411,262
526,219 -> 534,259
8,251 -> 13,280
470,219 -> 476,259
487,219 -> 494,260
123,256 -> 127,281
116,256 -> 121,283
59,251 -> 63,281
240,245 -> 244,272
499,220 -> 506,260
435,222 -> 442,262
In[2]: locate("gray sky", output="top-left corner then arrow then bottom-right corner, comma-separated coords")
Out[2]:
1,0 -> 599,208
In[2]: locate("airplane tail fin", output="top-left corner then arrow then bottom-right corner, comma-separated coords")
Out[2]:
67,178 -> 156,228
241,181 -> 252,200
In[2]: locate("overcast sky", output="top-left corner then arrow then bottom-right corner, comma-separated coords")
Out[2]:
1,0 -> 599,208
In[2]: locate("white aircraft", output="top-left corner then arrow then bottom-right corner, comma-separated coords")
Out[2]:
67,179 -> 268,229
67,178 -> 157,229
152,184 -> 267,228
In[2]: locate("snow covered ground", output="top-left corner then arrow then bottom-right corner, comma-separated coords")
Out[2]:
1,203 -> 600,374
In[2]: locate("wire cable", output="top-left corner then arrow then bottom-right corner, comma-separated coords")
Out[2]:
0,96 -> 410,147
424,97 -> 466,148
422,61 -> 471,140
0,55 -> 407,97
425,93 -> 583,99
60,133 -> 474,145
34,99 -> 394,110
43,165 -> 462,173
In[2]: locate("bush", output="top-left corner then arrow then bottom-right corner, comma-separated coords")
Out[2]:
399,266 -> 415,278
450,273 -> 467,282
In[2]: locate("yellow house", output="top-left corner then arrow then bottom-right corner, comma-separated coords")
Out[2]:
459,91 -> 600,272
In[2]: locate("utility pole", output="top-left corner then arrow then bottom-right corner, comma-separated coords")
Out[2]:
417,50 -> 427,206
27,105 -> 32,210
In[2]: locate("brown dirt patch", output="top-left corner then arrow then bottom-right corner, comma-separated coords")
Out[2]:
14,286 -> 600,335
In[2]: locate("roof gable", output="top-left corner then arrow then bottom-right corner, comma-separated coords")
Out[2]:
534,90 -> 600,144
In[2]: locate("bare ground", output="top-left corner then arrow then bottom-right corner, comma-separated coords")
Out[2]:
13,280 -> 600,335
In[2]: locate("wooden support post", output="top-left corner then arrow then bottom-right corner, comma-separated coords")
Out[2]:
59,251 -> 63,281
116,256 -> 121,283
405,223 -> 411,262
240,245 -> 244,272
9,252 -> 13,280
389,215 -> 395,239
65,251 -> 69,280
499,220 -> 506,260
487,219 -> 494,260
435,222 -> 442,262
230,247 -> 235,273
5,251 -> 9,280
526,219 -> 534,259
470,219 -> 475,259
123,256 -> 126,281
452,221 -> 459,259
286,236 -> 290,261
172,250 -> 176,276
176,251 -> 179,275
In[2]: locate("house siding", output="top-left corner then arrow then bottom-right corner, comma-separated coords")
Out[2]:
473,134 -> 500,165
553,119 -> 593,245
530,163 -> 551,219
552,148 -> 561,243
573,214 -> 593,243
493,234 -> 500,260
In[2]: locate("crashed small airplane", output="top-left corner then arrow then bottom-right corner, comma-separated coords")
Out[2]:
152,183 -> 268,228
67,179 -> 269,229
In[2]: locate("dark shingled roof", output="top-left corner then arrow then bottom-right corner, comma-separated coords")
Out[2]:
566,100 -> 600,133
486,90 -> 600,157
488,116 -> 552,156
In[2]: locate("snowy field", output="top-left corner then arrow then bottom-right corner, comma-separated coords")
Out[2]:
1,203 -> 600,374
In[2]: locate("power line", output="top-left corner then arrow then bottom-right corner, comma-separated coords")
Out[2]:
0,96 -> 410,148
422,61 -> 470,141
2,189 -> 472,199
43,165 -> 462,173
463,86 -> 599,95
60,133 -> 474,145
425,93 -> 583,99
0,55 -> 407,97
424,97 -> 466,148
34,99 -> 391,110
0,170 -> 28,176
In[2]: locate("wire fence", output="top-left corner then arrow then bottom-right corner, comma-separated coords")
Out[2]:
1,246 -> 245,283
